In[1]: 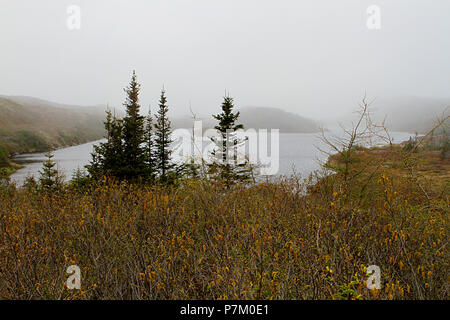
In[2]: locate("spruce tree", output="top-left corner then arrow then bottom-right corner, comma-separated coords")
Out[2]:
109,111 -> 124,177
88,109 -> 123,179
144,108 -> 157,179
210,95 -> 250,185
39,150 -> 63,192
89,71 -> 146,181
88,72 -> 180,183
154,89 -> 175,180
122,71 -> 146,180
23,175 -> 38,193
102,110 -> 123,175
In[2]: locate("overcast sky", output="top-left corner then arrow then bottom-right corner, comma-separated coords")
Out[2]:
0,0 -> 449,119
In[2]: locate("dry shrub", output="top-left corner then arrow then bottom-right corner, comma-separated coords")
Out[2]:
0,167 -> 448,299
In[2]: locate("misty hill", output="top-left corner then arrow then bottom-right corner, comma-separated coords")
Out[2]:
372,96 -> 449,134
0,95 -> 107,113
239,107 -> 319,133
172,107 -> 319,133
0,95 -> 106,169
327,96 -> 449,134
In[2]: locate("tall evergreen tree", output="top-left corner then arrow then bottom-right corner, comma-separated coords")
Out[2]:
122,71 -> 146,180
88,72 -> 180,183
89,71 -> 147,181
154,89 -> 175,180
210,95 -> 250,185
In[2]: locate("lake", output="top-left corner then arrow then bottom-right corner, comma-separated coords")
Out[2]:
10,131 -> 415,185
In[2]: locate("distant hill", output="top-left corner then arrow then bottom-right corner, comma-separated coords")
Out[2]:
372,96 -> 449,134
326,96 -> 449,134
0,95 -> 106,169
0,95 -> 107,113
172,106 -> 319,133
239,107 -> 319,133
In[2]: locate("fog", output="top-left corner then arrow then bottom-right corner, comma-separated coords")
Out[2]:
1,0 -> 449,119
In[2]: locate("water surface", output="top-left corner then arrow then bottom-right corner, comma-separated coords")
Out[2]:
10,132 -> 414,185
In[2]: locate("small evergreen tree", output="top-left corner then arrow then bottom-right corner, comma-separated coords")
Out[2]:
144,108 -> 157,180
23,175 -> 38,193
106,111 -> 124,177
154,89 -> 175,181
71,167 -> 91,192
88,109 -> 124,179
39,150 -> 63,192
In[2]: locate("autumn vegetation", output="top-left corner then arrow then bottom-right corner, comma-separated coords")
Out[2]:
0,74 -> 448,300
0,135 -> 448,299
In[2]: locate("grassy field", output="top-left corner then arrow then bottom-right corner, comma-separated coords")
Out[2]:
0,144 -> 448,300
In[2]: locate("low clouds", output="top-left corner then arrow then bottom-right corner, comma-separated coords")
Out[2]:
0,0 -> 449,119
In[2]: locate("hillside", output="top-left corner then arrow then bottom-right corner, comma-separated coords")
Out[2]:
327,96 -> 449,134
239,107 -> 319,133
172,106 -> 319,133
373,96 -> 449,133
0,96 -> 106,170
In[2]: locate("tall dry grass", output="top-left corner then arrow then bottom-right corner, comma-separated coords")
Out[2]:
0,152 -> 448,300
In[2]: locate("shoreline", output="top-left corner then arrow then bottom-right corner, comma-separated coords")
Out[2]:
6,131 -> 415,185
2,138 -> 105,178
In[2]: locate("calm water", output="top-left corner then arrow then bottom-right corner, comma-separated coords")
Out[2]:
10,132 -> 415,185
